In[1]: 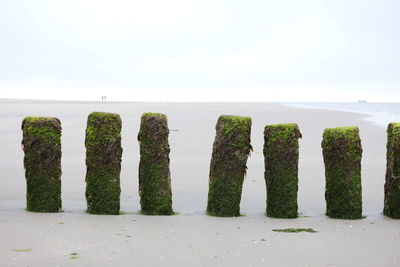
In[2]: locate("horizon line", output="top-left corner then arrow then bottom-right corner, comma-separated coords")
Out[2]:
1,98 -> 399,104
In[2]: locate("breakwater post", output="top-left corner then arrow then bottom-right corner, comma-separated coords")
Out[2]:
384,123 -> 400,218
22,117 -> 62,212
322,127 -> 363,219
207,115 -> 252,217
264,123 -> 302,218
85,112 -> 122,214
138,113 -> 173,215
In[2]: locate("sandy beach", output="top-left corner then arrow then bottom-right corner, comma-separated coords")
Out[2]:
0,100 -> 398,266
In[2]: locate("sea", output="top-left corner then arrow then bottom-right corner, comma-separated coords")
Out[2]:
282,102 -> 400,127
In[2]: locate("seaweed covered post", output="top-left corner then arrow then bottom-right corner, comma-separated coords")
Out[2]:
85,112 -> 122,215
21,117 -> 62,212
322,127 -> 363,219
138,113 -> 173,215
264,123 -> 302,218
384,123 -> 400,218
207,115 -> 252,217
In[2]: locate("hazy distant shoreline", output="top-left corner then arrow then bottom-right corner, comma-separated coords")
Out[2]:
3,98 -> 399,127
283,102 -> 400,127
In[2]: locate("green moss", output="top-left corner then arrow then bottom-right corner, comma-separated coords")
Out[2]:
384,123 -> 400,218
207,115 -> 252,217
138,113 -> 173,215
220,115 -> 251,135
264,123 -> 302,218
21,117 -> 62,213
272,228 -> 317,233
85,112 -> 122,215
322,126 -> 363,219
142,112 -> 167,119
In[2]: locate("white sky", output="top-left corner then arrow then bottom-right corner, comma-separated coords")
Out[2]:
0,0 -> 399,102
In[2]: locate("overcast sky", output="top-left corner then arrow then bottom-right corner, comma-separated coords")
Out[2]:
0,0 -> 399,102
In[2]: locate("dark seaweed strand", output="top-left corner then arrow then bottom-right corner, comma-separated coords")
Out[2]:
264,123 -> 302,218
22,117 -> 62,212
207,115 -> 252,217
383,123 -> 400,218
322,127 -> 363,219
138,113 -> 173,215
85,112 -> 122,215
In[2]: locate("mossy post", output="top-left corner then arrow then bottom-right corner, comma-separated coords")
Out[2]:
384,123 -> 400,218
322,127 -> 362,219
138,113 -> 173,215
207,115 -> 252,217
264,123 -> 302,218
85,112 -> 122,215
21,117 -> 62,212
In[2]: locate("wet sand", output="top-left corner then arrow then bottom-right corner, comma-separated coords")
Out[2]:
0,100 -> 398,266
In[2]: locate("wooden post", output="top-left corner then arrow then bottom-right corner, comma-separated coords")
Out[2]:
264,123 -> 302,218
207,115 -> 252,217
384,123 -> 400,218
138,113 -> 173,215
22,117 -> 62,212
85,112 -> 122,214
322,127 -> 362,219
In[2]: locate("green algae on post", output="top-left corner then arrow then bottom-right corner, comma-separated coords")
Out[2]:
207,115 -> 252,217
384,123 -> 400,218
85,112 -> 122,215
322,127 -> 363,219
21,117 -> 62,213
264,123 -> 302,218
138,113 -> 173,215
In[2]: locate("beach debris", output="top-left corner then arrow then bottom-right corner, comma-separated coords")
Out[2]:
69,252 -> 79,259
13,248 -> 32,252
322,127 -> 363,219
21,116 -> 62,212
207,115 -> 252,217
272,228 -> 317,233
384,123 -> 400,218
85,112 -> 122,215
138,113 -> 173,215
264,123 -> 302,218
